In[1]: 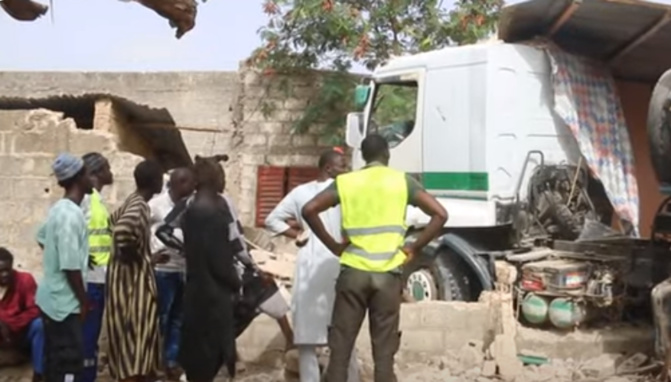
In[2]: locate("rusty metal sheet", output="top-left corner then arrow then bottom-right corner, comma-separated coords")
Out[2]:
255,166 -> 287,227
498,0 -> 671,82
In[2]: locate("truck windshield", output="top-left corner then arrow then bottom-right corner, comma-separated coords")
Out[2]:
367,81 -> 418,148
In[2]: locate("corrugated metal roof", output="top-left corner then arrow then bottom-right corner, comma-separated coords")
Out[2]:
498,0 -> 671,82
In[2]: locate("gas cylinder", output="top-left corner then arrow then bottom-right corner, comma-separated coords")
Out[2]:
548,298 -> 586,329
521,293 -> 549,325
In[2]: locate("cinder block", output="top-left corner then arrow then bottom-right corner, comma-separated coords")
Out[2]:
0,224 -> 19,246
11,178 -> 54,200
240,154 -> 267,166
284,98 -> 307,110
11,132 -> 61,155
0,178 -> 12,199
0,156 -> 53,177
419,301 -> 489,331
244,133 -> 268,147
290,134 -> 318,147
399,303 -> 422,329
273,110 -> 300,123
248,120 -> 289,135
15,224 -> 39,250
400,329 -> 445,353
69,132 -> 115,155
265,154 -> 316,167
0,202 -> 33,225
0,111 -> 24,131
266,134 -> 291,147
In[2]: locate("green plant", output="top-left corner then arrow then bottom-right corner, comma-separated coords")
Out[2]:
248,0 -> 504,143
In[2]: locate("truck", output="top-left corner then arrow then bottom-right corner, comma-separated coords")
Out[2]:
343,0 -> 671,330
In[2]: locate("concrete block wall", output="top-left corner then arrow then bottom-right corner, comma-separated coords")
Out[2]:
0,72 -> 239,202
0,109 -> 141,276
0,69 -> 344,271
231,67 -> 336,225
237,301 -> 655,365
237,302 -> 492,364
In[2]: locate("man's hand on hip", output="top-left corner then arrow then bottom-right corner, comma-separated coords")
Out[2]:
329,241 -> 350,257
401,245 -> 415,265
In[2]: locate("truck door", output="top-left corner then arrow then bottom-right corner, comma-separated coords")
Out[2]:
364,71 -> 424,174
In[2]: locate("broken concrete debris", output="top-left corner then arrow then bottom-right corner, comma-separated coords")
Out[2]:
245,239 -> 660,382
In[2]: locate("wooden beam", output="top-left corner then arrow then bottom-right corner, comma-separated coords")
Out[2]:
547,0 -> 582,36
609,10 -> 671,64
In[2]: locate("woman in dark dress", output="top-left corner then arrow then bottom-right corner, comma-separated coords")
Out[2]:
178,156 -> 241,382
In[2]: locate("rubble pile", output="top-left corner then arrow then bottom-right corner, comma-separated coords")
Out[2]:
273,341 -> 660,382
248,247 -> 296,289
395,344 -> 658,382
210,349 -> 661,382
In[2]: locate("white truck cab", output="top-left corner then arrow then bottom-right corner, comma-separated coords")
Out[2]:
346,42 -> 581,229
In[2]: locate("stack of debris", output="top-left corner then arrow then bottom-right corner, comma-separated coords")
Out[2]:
248,246 -> 296,290
243,227 -> 297,291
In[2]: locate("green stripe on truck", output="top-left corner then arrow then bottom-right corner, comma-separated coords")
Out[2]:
413,172 -> 489,191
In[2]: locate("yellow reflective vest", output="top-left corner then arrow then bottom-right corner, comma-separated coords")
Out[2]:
336,165 -> 408,272
88,190 -> 112,266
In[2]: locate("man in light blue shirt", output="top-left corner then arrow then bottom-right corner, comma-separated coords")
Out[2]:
35,152 -> 93,382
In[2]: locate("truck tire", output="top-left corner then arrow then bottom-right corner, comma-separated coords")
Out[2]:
433,249 -> 478,301
403,248 -> 477,302
648,69 -> 671,185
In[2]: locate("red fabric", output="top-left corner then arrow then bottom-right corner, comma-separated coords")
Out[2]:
0,271 -> 39,335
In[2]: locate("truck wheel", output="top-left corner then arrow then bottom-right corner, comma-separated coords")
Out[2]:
432,248 -> 478,301
648,69 -> 671,184
403,248 -> 477,302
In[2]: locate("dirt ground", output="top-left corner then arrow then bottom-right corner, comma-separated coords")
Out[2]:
0,358 -> 660,382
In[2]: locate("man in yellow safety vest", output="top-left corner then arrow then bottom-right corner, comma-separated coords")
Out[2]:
301,134 -> 448,382
80,152 -> 114,382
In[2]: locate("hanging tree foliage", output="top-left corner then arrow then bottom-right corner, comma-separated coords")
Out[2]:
248,0 -> 504,143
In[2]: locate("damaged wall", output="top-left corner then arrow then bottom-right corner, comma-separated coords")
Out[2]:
0,70 -> 333,227
0,69 -> 338,272
0,109 -> 142,276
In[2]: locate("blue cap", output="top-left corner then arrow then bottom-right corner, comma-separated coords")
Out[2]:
52,153 -> 84,182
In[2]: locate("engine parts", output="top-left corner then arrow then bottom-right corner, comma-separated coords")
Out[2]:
520,259 -> 590,292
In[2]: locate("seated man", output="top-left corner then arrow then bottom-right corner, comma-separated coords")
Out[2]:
0,247 -> 43,382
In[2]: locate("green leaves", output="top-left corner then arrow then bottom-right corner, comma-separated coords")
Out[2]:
250,0 -> 503,144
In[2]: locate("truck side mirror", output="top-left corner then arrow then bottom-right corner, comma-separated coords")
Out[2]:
353,85 -> 371,110
345,112 -> 364,148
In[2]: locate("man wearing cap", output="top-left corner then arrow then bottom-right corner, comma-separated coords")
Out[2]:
79,153 -> 114,382
36,153 -> 94,382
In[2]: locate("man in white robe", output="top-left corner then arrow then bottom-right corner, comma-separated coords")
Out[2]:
265,149 -> 360,382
